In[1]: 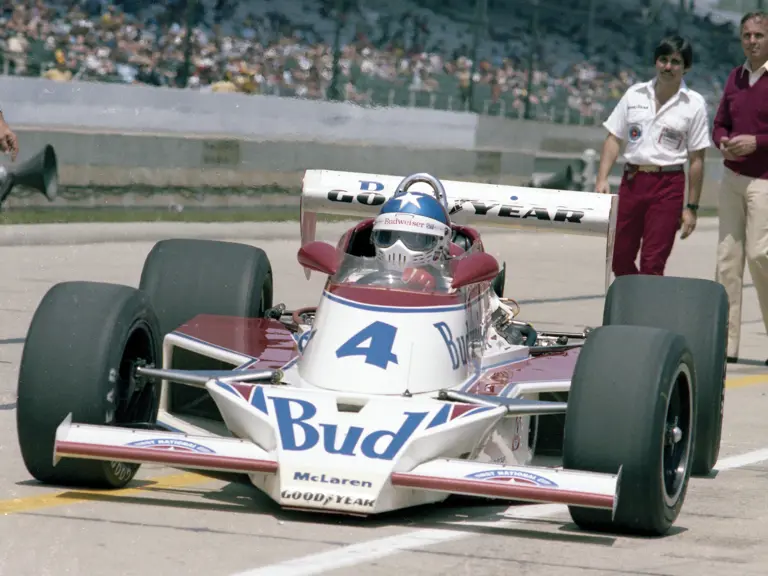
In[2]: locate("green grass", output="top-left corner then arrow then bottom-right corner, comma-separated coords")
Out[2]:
0,207 -> 356,225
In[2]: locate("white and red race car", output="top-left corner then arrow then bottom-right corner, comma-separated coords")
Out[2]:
16,171 -> 728,537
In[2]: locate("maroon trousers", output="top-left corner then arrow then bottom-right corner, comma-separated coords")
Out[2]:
612,169 -> 686,277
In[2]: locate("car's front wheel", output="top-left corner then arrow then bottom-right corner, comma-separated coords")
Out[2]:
562,324 -> 696,536
17,281 -> 161,488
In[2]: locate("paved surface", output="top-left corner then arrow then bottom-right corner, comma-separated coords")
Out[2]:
1,218 -> 767,576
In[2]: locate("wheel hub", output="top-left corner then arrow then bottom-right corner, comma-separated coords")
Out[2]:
114,324 -> 159,428
666,421 -> 683,446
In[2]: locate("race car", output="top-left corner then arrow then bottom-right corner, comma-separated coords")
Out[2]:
15,170 -> 728,537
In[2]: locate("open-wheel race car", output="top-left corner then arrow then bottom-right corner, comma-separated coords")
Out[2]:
16,170 -> 728,537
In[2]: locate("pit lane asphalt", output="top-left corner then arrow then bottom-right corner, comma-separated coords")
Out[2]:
1,218 -> 767,576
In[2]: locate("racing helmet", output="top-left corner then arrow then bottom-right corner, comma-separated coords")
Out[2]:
372,190 -> 452,271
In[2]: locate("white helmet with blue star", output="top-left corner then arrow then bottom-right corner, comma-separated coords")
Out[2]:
372,190 -> 452,271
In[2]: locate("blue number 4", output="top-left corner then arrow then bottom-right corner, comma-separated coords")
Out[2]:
336,321 -> 399,369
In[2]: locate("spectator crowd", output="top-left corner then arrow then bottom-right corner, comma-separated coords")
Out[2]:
0,0 -> 750,124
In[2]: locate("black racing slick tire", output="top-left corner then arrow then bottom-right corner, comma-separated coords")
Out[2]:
138,239 -> 273,429
138,238 -> 273,337
562,325 -> 696,536
17,281 -> 162,488
602,275 -> 728,476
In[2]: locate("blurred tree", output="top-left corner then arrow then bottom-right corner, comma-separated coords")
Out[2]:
523,0 -> 540,120
586,0 -> 596,58
468,0 -> 488,112
178,0 -> 197,88
327,0 -> 354,101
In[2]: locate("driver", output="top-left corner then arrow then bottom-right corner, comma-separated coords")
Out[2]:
371,190 -> 452,291
371,190 -> 536,347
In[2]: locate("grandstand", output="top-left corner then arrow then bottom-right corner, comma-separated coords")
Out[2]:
0,0 -> 756,125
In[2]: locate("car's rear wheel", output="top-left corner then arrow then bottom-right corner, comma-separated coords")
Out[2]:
138,239 -> 273,426
562,324 -> 695,536
17,281 -> 161,488
602,275 -> 728,475
139,238 -> 273,337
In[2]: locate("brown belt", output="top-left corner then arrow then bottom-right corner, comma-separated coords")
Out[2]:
624,163 -> 684,174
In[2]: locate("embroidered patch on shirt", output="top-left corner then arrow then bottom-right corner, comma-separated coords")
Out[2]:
628,124 -> 642,142
659,126 -> 684,150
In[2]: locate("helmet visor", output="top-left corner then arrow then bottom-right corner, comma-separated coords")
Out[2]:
372,229 -> 439,251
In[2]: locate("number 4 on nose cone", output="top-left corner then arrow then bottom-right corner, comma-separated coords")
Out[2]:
336,321 -> 399,369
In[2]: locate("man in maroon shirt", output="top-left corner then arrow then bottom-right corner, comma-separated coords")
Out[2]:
712,11 -> 768,364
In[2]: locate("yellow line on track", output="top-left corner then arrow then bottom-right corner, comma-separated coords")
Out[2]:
0,373 -> 766,516
726,373 -> 768,389
0,472 -> 211,516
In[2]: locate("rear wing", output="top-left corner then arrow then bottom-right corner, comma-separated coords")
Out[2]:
300,169 -> 618,290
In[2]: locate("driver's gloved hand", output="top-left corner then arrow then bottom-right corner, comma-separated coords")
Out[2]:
402,267 -> 436,291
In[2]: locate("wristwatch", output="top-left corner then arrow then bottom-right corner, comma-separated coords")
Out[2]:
686,203 -> 699,212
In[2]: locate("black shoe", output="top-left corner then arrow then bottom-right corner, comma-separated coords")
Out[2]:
726,356 -> 739,363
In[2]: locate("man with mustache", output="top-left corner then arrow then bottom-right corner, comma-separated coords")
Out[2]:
594,35 -> 710,277
712,11 -> 768,364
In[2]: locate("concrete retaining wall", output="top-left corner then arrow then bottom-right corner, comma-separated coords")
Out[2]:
0,75 -> 728,210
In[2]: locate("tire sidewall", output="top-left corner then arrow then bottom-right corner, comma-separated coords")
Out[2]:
97,312 -> 162,485
646,352 -> 696,530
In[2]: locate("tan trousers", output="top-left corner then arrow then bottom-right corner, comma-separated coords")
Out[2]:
716,167 -> 768,358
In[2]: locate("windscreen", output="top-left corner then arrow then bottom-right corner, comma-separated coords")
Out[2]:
330,250 -> 479,295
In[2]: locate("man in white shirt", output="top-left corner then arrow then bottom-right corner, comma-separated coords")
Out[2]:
595,35 -> 712,276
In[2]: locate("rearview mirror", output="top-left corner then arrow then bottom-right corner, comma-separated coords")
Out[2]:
451,252 -> 500,289
297,241 -> 340,276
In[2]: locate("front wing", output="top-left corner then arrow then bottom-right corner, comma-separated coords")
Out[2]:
54,415 -> 619,515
